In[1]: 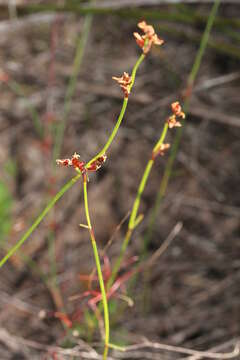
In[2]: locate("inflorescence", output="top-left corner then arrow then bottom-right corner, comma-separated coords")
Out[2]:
56,152 -> 107,175
167,101 -> 185,129
134,21 -> 164,54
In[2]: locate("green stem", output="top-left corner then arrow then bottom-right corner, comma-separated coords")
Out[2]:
87,98 -> 128,167
0,173 -> 81,268
145,0 -> 221,244
129,160 -> 154,231
53,14 -> 93,161
83,176 -> 109,360
152,123 -> 169,154
108,123 -> 169,288
7,80 -> 43,137
86,53 -> 145,168
188,0 -> 221,85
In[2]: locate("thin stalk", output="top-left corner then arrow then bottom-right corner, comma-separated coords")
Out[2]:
53,14 -> 93,161
87,98 -> 128,167
189,2 -> 221,85
108,123 -> 169,289
7,80 -> 43,137
145,0 -> 221,244
83,175 -> 109,360
0,173 -> 81,268
86,53 -> 145,168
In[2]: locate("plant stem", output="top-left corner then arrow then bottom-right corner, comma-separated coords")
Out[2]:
53,14 -> 93,161
145,0 -> 221,245
7,80 -> 43,137
83,175 -> 109,360
108,123 -> 169,288
86,53 -> 145,168
0,173 -> 81,268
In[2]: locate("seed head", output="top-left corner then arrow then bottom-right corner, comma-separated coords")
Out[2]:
167,101 -> 185,129
87,154 -> 107,172
56,153 -> 107,175
153,143 -> 170,159
171,101 -> 185,119
56,152 -> 86,173
112,72 -> 132,98
134,21 -> 164,54
167,115 -> 182,129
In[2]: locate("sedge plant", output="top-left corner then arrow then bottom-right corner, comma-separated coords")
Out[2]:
0,21 -> 184,359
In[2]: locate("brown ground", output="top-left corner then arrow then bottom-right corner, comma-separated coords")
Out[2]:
0,2 -> 240,359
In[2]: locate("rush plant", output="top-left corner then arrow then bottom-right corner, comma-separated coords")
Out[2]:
0,21 -> 185,359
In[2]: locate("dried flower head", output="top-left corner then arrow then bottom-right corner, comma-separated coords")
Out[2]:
112,72 -> 132,98
87,154 -> 107,172
56,153 -> 107,175
167,115 -> 182,129
152,143 -> 170,159
171,101 -> 185,119
134,21 -> 164,54
56,152 -> 86,173
167,101 -> 185,129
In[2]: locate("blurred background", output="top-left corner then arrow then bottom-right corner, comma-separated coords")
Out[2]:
0,0 -> 240,359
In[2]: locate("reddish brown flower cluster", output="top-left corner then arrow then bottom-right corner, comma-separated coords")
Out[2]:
167,101 -> 185,129
134,21 -> 164,54
112,72 -> 132,98
171,101 -> 185,119
56,152 -> 107,174
152,143 -> 170,160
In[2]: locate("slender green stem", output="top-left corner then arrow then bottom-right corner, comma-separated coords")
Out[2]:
188,0 -> 221,85
83,176 -> 109,360
145,0 -> 221,244
108,122 -> 169,288
87,98 -> 128,167
108,229 -> 132,290
86,53 -> 145,168
152,123 -> 169,155
53,14 -> 93,161
7,80 -> 43,137
129,160 -> 154,231
0,173 -> 81,268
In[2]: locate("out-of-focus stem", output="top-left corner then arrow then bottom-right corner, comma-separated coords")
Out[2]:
53,14 -> 93,161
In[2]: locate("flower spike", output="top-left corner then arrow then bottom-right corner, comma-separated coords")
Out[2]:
167,101 -> 185,129
56,152 -> 86,173
112,72 -> 132,98
87,154 -> 107,172
152,143 -> 170,160
171,101 -> 185,119
134,21 -> 164,54
56,153 -> 107,175
167,115 -> 182,129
